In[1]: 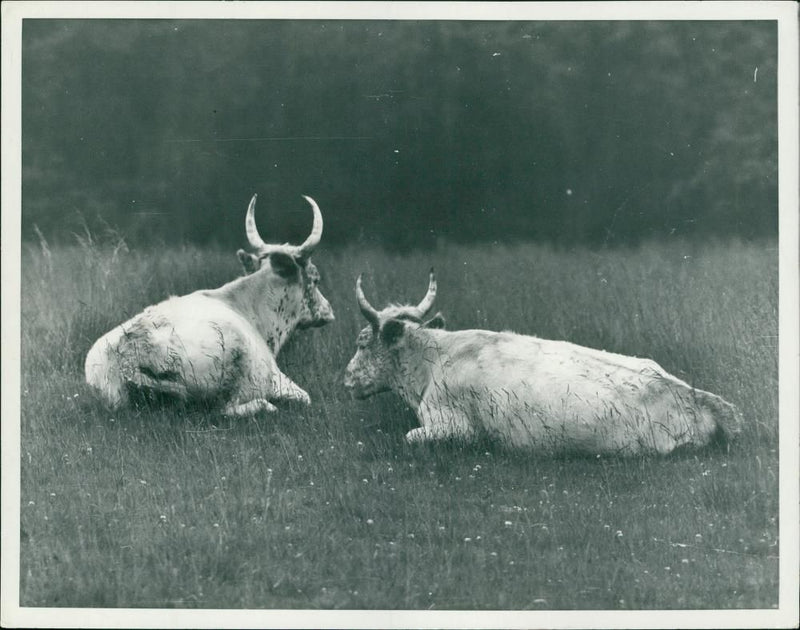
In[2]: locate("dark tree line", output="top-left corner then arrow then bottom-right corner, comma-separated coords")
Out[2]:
21,20 -> 777,249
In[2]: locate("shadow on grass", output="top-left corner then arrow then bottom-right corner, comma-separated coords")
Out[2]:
75,385 -> 326,442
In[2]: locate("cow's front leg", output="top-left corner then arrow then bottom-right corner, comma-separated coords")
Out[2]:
223,398 -> 277,417
270,370 -> 311,406
407,403 -> 474,444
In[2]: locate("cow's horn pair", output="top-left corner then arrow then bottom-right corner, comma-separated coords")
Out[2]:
245,194 -> 323,259
356,269 -> 437,330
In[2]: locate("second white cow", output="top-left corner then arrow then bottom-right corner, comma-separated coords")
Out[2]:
344,271 -> 742,455
85,194 -> 334,416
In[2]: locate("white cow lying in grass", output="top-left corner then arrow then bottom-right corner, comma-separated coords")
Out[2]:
85,194 -> 334,417
344,271 -> 742,455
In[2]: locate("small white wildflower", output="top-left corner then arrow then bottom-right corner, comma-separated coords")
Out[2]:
504,520 -> 513,527
366,519 -> 374,525
464,537 -> 472,542
615,530 -> 623,538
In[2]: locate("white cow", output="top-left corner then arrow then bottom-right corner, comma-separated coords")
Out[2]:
344,271 -> 742,455
85,194 -> 334,416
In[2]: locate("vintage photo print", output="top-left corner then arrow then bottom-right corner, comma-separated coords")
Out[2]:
2,2 -> 798,629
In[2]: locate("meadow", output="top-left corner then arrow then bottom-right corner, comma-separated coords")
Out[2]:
18,233 -> 779,610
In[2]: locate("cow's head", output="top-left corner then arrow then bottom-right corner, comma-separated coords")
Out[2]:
344,270 -> 444,399
236,194 -> 335,329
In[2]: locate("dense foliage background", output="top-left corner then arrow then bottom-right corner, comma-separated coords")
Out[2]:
22,20 -> 777,249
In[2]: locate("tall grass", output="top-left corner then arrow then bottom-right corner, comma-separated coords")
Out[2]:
19,235 -> 778,609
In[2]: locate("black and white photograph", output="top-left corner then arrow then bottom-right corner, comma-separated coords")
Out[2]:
2,2 -> 798,628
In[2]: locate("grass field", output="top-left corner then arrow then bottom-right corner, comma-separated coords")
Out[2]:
18,234 -> 779,610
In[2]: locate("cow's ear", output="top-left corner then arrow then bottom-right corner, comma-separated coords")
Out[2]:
380,319 -> 406,346
269,252 -> 300,281
237,249 -> 259,275
424,312 -> 446,329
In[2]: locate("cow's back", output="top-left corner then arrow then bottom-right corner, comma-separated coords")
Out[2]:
426,330 -> 731,454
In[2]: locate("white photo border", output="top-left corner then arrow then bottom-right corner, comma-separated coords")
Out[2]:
2,3 -> 798,629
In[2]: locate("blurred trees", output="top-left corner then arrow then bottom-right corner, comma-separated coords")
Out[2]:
21,20 -> 777,249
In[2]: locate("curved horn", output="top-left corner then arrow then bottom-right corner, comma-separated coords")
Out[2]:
295,195 -> 323,258
414,268 -> 437,317
355,274 -> 380,330
244,194 -> 267,250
